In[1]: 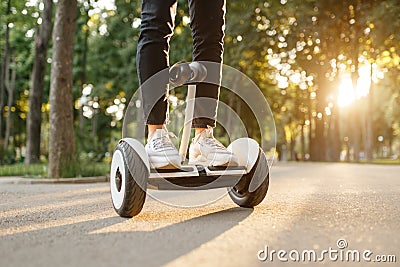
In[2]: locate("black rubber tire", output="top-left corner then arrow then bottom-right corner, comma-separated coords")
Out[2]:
228,148 -> 269,207
111,141 -> 148,218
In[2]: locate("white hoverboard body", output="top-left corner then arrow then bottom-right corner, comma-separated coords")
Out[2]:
110,62 -> 270,217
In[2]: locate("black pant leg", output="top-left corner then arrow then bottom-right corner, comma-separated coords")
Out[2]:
137,0 -> 177,125
188,0 -> 226,128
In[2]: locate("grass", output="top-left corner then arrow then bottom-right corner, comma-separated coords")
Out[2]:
339,158 -> 400,165
0,162 -> 109,178
76,162 -> 109,177
361,158 -> 400,165
0,164 -> 46,177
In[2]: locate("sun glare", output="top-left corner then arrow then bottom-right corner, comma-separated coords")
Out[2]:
337,64 -> 372,108
338,75 -> 355,107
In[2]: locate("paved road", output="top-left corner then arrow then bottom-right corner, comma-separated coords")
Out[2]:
1,162 -> 399,267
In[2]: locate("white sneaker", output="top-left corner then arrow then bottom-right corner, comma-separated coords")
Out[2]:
188,127 -> 238,166
145,128 -> 181,169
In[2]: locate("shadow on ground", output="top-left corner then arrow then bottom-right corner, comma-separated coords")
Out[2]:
1,206 -> 252,267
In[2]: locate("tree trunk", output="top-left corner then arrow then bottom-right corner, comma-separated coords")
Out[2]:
78,12 -> 90,144
327,108 -> 341,161
307,94 -> 313,161
290,130 -> 296,161
327,77 -> 341,162
350,59 -> 360,162
311,80 -> 326,161
26,0 -> 54,164
313,116 -> 325,161
0,0 -> 11,158
4,55 -> 16,150
365,63 -> 374,161
350,104 -> 361,162
48,0 -> 78,178
300,123 -> 305,160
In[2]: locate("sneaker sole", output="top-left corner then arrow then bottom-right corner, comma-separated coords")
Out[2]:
153,163 -> 181,170
149,155 -> 182,169
188,154 -> 238,167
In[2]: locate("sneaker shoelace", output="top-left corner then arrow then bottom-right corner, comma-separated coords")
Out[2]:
201,137 -> 226,149
152,134 -> 176,151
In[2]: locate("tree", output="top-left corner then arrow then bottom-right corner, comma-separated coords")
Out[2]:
0,0 -> 11,157
26,0 -> 53,164
48,0 -> 77,177
3,52 -> 16,151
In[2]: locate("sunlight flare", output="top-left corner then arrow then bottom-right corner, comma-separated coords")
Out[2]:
337,63 -> 373,108
337,75 -> 355,107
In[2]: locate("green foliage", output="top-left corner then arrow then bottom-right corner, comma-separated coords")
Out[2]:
0,163 -> 45,177
59,158 -> 109,178
0,162 -> 109,177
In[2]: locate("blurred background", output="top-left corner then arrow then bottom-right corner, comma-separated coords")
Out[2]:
0,0 -> 399,177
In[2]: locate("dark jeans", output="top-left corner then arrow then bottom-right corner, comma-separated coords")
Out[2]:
137,0 -> 226,128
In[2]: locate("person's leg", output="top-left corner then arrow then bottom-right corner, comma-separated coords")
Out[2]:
137,0 -> 177,137
187,0 -> 237,166
188,0 -> 226,130
137,0 -> 181,168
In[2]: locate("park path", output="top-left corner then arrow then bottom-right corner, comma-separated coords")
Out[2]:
0,162 -> 399,267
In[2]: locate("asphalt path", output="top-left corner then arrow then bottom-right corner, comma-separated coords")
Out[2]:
0,162 -> 399,267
